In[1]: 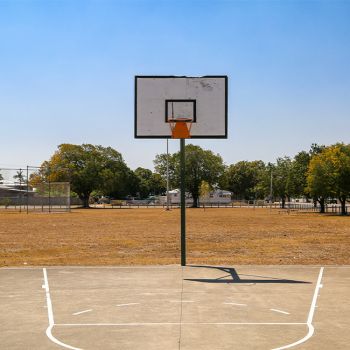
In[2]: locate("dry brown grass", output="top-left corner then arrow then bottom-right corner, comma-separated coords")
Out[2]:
0,208 -> 349,266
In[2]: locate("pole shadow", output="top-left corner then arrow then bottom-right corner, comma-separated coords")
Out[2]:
185,265 -> 311,284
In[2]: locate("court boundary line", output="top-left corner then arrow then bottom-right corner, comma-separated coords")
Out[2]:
42,266 -> 325,350
2,265 -> 349,270
271,267 -> 324,350
55,322 -> 306,326
43,268 -> 82,350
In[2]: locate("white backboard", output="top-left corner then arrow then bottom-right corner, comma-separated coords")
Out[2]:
135,76 -> 228,138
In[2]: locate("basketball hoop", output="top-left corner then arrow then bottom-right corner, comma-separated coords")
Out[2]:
168,117 -> 193,139
135,75 -> 228,267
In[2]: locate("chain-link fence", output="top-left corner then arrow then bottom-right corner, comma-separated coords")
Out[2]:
0,166 -> 71,212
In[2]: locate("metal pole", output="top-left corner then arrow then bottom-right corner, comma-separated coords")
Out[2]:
270,167 -> 272,211
26,166 -> 29,214
180,138 -> 186,266
19,168 -> 22,213
166,138 -> 170,211
48,167 -> 51,213
270,168 -> 273,202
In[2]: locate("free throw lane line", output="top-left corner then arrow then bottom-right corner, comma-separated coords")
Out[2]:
56,322 -> 306,326
43,268 -> 83,350
116,303 -> 140,307
270,309 -> 290,315
73,309 -> 92,316
272,267 -> 324,350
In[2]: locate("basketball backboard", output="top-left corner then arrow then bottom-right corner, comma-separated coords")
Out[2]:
134,76 -> 228,138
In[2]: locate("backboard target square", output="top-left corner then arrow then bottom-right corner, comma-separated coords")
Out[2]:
165,100 -> 196,123
134,76 -> 228,138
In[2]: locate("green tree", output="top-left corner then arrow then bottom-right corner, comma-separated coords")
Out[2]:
273,157 -> 293,209
134,168 -> 166,198
13,170 -> 26,184
154,144 -> 225,207
307,144 -> 350,214
134,167 -> 153,198
42,144 -> 134,207
222,160 -> 266,200
336,144 -> 350,214
309,143 -> 326,156
199,180 -> 211,207
149,173 -> 166,196
260,162 -> 274,202
288,151 -> 311,199
153,153 -> 177,190
308,143 -> 326,207
0,173 -> 3,183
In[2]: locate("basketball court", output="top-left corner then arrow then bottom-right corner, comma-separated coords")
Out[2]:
2,77 -> 349,350
1,265 -> 349,349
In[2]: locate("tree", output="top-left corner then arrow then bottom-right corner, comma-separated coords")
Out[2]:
13,170 -> 27,193
42,144 -> 134,207
288,151 -> 311,199
149,173 -> 166,196
308,143 -> 326,207
134,167 -> 153,198
336,144 -> 350,215
199,180 -> 211,208
0,173 -> 3,183
309,143 -> 326,156
153,153 -> 177,190
222,160 -> 266,200
13,170 -> 26,185
133,168 -> 166,198
259,162 -> 274,202
273,157 -> 293,209
154,144 -> 225,207
307,144 -> 350,214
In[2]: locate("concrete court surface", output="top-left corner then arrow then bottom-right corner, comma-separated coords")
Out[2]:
1,266 -> 349,350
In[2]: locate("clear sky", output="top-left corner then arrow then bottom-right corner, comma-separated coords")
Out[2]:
1,0 -> 349,170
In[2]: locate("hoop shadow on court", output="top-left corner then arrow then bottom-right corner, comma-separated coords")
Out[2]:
185,265 -> 311,284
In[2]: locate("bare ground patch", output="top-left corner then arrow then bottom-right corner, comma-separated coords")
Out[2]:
0,208 -> 349,266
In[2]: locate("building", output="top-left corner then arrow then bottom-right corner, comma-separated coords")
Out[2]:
159,189 -> 232,205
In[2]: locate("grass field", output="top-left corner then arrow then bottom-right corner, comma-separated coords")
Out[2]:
0,208 -> 349,266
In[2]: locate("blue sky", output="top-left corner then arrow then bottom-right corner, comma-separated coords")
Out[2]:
1,0 -> 349,170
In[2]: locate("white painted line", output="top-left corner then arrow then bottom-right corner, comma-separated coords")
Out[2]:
73,309 -> 92,316
45,325 -> 83,350
270,309 -> 290,315
59,271 -> 74,274
0,267 -> 44,270
307,267 -> 324,324
46,265 -> 179,269
1,266 -> 181,270
116,303 -> 140,307
272,267 -> 324,350
141,292 -> 171,295
55,322 -> 306,326
2,265 -> 350,270
42,268 -> 83,350
42,268 -> 54,326
224,302 -> 247,306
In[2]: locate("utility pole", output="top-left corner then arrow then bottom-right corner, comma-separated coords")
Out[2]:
270,168 -> 273,209
26,166 -> 29,214
180,138 -> 186,266
19,168 -> 22,213
166,138 -> 170,210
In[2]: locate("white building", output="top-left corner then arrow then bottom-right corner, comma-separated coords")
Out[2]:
159,189 -> 232,205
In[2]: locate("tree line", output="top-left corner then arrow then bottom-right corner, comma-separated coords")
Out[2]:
22,142 -> 350,214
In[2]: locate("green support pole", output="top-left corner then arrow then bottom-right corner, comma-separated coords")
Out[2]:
180,138 -> 186,266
